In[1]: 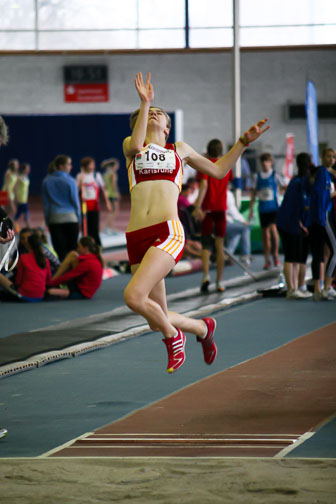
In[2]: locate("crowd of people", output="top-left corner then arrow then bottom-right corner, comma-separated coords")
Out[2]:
0,146 -> 120,303
1,77 -> 336,382
178,145 -> 336,301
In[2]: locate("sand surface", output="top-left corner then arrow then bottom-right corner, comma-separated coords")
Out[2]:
1,458 -> 336,503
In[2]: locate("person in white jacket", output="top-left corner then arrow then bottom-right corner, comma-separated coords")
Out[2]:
225,188 -> 251,264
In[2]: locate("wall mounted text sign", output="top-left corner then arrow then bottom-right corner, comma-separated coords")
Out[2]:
64,65 -> 109,103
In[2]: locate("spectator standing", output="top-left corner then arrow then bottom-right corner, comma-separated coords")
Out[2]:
193,139 -> 232,293
309,148 -> 336,300
42,154 -> 81,261
14,162 -> 31,229
249,152 -> 283,269
77,157 -> 112,245
225,187 -> 251,264
102,158 -> 120,233
2,159 -> 19,218
276,153 -> 312,299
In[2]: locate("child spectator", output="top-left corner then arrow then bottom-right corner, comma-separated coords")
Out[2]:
185,176 -> 200,205
249,152 -> 283,269
17,227 -> 32,255
14,162 -> 30,229
276,153 -> 312,299
47,236 -> 104,299
178,184 -> 202,259
309,148 -> 336,300
102,158 -> 120,233
77,157 -> 112,245
0,233 -> 51,301
34,227 -> 61,275
2,159 -> 19,218
178,183 -> 192,215
225,186 -> 251,264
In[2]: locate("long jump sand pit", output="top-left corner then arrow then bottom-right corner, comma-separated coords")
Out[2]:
1,457 -> 335,503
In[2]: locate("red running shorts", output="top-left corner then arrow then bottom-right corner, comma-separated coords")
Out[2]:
201,210 -> 226,238
126,219 -> 185,266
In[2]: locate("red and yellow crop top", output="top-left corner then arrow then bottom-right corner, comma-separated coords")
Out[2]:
128,143 -> 183,192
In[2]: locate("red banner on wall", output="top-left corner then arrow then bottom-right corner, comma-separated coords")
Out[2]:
283,133 -> 295,181
64,83 -> 109,103
63,65 -> 109,103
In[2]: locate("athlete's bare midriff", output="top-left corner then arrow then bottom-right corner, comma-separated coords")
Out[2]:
127,179 -> 179,232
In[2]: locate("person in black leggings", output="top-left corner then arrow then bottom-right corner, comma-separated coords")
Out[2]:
308,148 -> 336,300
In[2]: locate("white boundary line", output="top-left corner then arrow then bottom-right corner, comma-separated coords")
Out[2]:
1,456 -> 336,461
274,431 -> 316,458
38,432 -> 94,458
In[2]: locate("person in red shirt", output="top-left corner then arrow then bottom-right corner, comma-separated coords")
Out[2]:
0,233 -> 51,301
76,157 -> 112,246
47,236 -> 104,299
193,139 -> 233,293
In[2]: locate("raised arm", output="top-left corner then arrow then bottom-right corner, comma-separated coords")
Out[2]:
177,118 -> 270,179
123,72 -> 154,159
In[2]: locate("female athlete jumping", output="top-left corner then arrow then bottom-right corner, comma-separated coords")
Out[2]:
123,72 -> 269,374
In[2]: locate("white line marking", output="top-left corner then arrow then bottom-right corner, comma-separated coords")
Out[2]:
80,437 -> 296,443
274,432 -> 315,458
64,445 -> 286,450
38,432 -> 94,458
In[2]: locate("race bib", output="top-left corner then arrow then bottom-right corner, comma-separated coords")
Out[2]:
83,184 -> 97,201
258,187 -> 274,201
135,144 -> 175,173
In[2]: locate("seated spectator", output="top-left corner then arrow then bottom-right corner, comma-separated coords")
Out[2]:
47,236 -> 104,299
185,176 -> 200,205
17,227 -> 32,254
34,227 -> 61,275
0,233 -> 51,302
225,188 -> 252,264
178,184 -> 193,216
178,185 -> 203,259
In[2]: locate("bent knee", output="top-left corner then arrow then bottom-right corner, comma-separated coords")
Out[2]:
124,286 -> 145,312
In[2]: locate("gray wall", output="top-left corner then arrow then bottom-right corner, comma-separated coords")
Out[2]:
0,48 -> 335,164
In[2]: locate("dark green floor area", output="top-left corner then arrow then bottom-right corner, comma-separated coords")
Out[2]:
0,297 -> 335,458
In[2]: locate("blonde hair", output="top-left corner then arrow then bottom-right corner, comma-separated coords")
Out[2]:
129,107 -> 171,140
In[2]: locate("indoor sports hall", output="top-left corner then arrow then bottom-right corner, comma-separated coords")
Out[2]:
0,1 -> 335,502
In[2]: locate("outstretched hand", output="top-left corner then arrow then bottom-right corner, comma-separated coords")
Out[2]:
134,72 -> 154,104
243,118 -> 270,145
0,228 -> 15,244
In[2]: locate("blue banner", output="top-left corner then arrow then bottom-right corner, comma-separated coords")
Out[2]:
305,80 -> 319,166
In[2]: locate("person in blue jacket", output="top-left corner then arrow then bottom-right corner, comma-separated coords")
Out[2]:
276,153 -> 312,299
309,148 -> 336,300
41,155 -> 81,261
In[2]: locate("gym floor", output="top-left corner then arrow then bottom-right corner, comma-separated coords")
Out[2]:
1,201 -> 335,503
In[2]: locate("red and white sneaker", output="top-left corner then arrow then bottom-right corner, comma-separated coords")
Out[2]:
162,329 -> 186,374
197,317 -> 217,365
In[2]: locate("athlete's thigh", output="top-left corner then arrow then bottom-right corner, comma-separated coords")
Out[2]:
127,246 -> 175,299
131,262 -> 168,313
